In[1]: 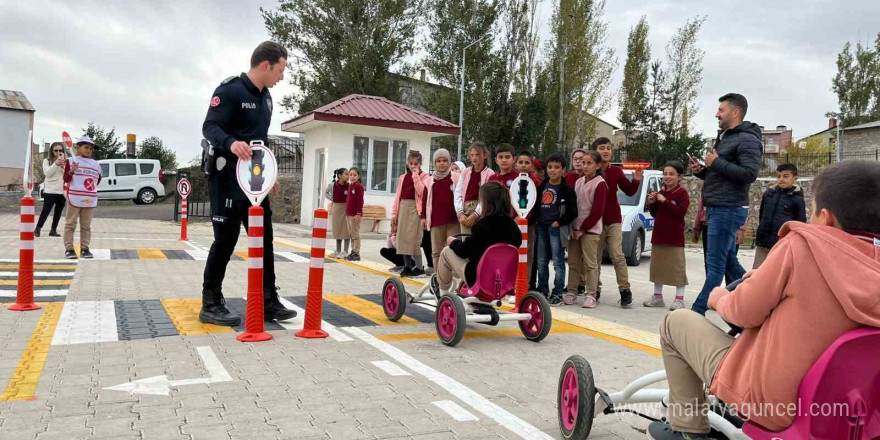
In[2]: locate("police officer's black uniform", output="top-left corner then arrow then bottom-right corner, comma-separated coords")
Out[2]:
200,72 -> 296,325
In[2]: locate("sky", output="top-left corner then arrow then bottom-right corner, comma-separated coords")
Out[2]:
2,0 -> 879,164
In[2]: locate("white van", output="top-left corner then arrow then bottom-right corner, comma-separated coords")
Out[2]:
97,159 -> 166,204
611,168 -> 664,266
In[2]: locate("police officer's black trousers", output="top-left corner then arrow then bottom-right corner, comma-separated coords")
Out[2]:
203,198 -> 275,298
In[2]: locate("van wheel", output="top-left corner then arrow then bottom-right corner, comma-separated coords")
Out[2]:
137,188 -> 157,205
625,230 -> 643,266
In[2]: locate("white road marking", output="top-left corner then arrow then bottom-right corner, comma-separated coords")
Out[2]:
184,249 -> 210,260
83,248 -> 111,260
432,400 -> 479,421
272,296 -> 352,342
0,272 -> 74,277
0,289 -> 68,297
275,251 -> 309,263
104,346 -> 232,396
371,360 -> 411,376
343,327 -> 554,440
51,301 -> 119,345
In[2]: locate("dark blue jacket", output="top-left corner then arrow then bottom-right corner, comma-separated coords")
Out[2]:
755,184 -> 807,248
695,122 -> 763,207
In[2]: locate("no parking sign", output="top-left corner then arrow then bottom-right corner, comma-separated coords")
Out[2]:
177,178 -> 192,199
235,140 -> 277,206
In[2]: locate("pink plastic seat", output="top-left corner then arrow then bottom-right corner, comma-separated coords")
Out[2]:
460,244 -> 518,303
743,327 -> 880,440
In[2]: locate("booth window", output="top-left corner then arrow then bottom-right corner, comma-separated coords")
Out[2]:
352,136 -> 409,193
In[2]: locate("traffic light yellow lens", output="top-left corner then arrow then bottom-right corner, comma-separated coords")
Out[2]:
253,165 -> 262,176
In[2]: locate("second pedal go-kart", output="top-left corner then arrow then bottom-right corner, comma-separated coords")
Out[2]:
556,278 -> 880,440
380,239 -> 552,347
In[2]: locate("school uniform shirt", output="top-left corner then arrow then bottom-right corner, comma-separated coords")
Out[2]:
489,171 -> 519,188
647,185 -> 690,247
420,175 -> 458,228
331,182 -> 348,203
345,182 -> 364,216
601,165 -> 641,225
400,172 -> 416,200
564,171 -> 581,187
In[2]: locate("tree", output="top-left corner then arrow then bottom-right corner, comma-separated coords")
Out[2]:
618,16 -> 650,143
662,16 -> 705,144
544,0 -> 617,154
422,0 -> 504,152
82,122 -> 123,160
138,136 -> 178,170
261,0 -> 423,114
785,137 -> 834,157
831,33 -> 880,127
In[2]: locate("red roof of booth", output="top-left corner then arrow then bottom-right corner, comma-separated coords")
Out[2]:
281,94 -> 460,136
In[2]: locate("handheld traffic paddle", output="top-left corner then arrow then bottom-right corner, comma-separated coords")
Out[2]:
62,131 -> 77,164
509,173 -> 537,309
235,141 -> 277,342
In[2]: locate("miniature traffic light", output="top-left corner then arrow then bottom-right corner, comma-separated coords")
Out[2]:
250,149 -> 265,192
518,178 -> 529,209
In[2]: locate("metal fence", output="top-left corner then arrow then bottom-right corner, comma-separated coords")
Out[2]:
268,135 -> 303,174
613,148 -> 880,176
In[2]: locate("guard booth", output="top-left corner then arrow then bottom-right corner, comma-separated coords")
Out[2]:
280,94 -> 460,232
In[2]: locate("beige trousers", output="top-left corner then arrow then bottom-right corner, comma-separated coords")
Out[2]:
753,246 -> 771,269
437,247 -> 468,291
459,200 -> 479,234
596,223 -> 631,291
63,203 -> 95,249
566,234 -> 601,295
346,216 -> 361,253
430,223 -> 461,270
660,310 -> 735,434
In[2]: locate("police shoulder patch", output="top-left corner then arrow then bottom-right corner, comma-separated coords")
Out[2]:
220,75 -> 238,85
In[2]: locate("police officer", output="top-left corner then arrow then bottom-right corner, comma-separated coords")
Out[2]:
200,41 -> 296,325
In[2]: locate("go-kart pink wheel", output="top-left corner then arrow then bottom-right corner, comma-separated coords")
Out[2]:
382,278 -> 407,321
558,355 -> 596,440
519,292 -> 552,342
435,294 -> 466,346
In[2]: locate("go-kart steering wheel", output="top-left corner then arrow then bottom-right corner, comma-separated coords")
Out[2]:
722,278 -> 746,336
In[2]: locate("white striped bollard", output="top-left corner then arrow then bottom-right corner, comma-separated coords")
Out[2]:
296,208 -> 329,338
10,196 -> 39,311
515,216 -> 528,310
179,198 -> 188,241
237,205 -> 272,342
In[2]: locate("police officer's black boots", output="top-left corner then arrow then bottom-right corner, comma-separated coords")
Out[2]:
264,286 -> 297,321
199,289 -> 242,326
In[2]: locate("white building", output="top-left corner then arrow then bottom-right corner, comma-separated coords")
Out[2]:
281,94 -> 460,231
0,90 -> 35,188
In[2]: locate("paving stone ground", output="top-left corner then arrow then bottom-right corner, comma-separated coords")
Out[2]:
0,212 -> 751,439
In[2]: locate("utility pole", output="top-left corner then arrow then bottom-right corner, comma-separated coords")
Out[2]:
458,34 -> 491,162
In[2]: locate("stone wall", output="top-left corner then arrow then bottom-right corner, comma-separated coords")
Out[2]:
681,176 -> 813,239
268,173 -> 303,224
843,127 -> 880,156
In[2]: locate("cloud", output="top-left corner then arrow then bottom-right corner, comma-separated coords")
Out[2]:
1,0 -> 877,165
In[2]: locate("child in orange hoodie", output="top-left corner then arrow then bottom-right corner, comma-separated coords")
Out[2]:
649,160 -> 880,440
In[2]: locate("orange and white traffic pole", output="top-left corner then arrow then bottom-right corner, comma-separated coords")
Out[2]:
515,216 -> 528,310
10,197 -> 39,311
179,198 -> 188,241
237,206 -> 272,342
297,208 -> 329,339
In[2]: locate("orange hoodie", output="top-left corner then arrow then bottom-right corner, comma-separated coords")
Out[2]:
709,222 -> 880,431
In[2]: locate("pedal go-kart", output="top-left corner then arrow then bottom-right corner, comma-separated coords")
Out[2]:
381,240 -> 552,347
557,279 -> 880,440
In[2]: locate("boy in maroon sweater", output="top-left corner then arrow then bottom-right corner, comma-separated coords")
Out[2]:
488,143 -> 518,188
592,137 -> 642,308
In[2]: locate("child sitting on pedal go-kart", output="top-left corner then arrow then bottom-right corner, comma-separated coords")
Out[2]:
650,160 -> 880,440
436,181 -> 522,295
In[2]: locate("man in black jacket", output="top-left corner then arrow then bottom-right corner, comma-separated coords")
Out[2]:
753,163 -> 806,268
200,41 -> 296,326
689,93 -> 762,315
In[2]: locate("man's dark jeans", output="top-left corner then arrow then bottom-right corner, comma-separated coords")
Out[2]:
692,207 -> 748,315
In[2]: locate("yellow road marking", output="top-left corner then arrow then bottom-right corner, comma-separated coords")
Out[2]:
136,248 -> 167,260
234,251 -> 249,260
0,280 -> 71,286
0,265 -> 77,270
161,299 -> 235,336
0,302 -> 64,401
324,294 -> 421,326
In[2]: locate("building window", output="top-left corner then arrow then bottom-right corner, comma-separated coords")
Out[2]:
352,136 -> 410,193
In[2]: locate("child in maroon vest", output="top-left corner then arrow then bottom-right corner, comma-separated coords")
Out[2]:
345,168 -> 365,261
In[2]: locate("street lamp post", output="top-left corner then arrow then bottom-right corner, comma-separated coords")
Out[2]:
457,34 -> 491,161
